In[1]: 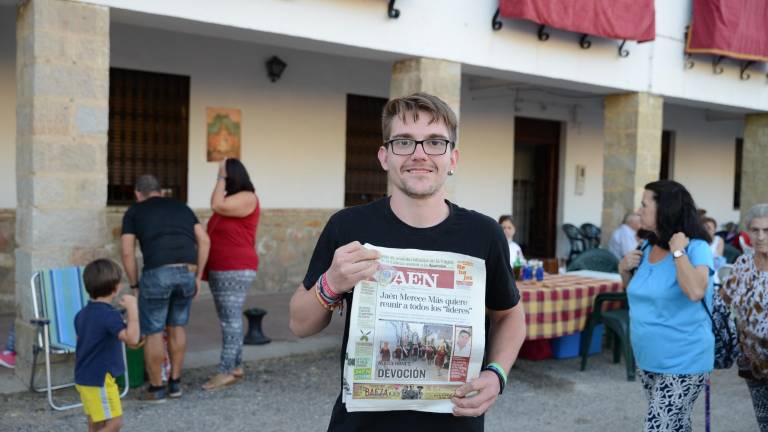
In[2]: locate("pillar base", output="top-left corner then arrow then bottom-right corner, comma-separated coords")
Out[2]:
243,308 -> 271,346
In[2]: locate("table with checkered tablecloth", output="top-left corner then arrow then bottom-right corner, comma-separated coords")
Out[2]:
517,274 -> 624,340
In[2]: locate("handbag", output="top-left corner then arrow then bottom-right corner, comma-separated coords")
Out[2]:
702,288 -> 739,432
701,288 -> 739,370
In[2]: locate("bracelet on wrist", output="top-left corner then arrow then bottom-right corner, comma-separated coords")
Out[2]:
322,273 -> 341,298
483,362 -> 508,395
314,284 -> 334,311
130,284 -> 139,289
314,282 -> 344,314
317,274 -> 342,301
313,273 -> 346,316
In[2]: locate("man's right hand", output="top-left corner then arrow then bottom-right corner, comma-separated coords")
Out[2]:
324,241 -> 380,294
619,249 -> 643,273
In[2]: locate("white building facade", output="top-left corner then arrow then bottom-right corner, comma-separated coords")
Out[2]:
1,0 -> 766,380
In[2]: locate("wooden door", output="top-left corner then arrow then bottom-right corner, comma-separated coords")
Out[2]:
345,94 -> 388,207
514,117 -> 561,258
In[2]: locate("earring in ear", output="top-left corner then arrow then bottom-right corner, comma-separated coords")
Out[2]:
448,170 -> 455,176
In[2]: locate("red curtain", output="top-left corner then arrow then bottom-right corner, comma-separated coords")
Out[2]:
686,0 -> 768,62
499,0 -> 655,42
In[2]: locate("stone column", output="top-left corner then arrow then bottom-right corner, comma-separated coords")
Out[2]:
389,58 -> 461,197
741,114 -> 768,217
390,58 -> 461,120
602,93 -> 663,241
15,0 -> 110,385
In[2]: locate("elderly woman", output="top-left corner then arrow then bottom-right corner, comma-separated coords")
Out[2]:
619,180 -> 714,432
722,203 -> 768,430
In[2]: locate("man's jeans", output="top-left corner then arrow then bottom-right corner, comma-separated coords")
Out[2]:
138,265 -> 196,335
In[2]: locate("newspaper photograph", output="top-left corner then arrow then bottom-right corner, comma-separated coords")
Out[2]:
342,245 -> 487,413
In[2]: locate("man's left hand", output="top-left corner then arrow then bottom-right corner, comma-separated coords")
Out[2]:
451,370 -> 501,417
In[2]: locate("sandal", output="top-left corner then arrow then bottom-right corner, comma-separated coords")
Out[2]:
201,373 -> 237,391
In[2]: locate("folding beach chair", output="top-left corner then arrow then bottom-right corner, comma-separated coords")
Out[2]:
29,266 -> 129,410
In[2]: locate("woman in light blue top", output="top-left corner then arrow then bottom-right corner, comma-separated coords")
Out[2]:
619,180 -> 714,432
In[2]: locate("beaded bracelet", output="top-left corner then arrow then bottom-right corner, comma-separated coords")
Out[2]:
317,274 -> 342,304
315,273 -> 344,314
315,282 -> 337,309
482,362 -> 508,394
314,283 -> 336,311
322,273 -> 340,298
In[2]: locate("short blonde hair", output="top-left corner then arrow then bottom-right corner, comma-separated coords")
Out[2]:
382,93 -> 457,144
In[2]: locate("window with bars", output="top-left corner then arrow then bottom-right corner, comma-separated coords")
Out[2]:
108,68 -> 190,205
344,94 -> 388,207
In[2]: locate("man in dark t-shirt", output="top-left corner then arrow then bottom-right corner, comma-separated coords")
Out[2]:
121,174 -> 210,402
289,93 -> 526,432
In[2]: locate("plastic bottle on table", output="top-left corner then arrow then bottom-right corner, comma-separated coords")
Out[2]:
513,256 -> 522,280
523,264 -> 532,280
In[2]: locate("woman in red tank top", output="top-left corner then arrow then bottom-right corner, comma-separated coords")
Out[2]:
202,158 -> 260,391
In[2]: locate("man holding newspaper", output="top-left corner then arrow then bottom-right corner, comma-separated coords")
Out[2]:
289,92 -> 526,431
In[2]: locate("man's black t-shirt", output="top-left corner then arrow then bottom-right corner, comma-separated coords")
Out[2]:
302,197 -> 520,432
121,197 -> 200,270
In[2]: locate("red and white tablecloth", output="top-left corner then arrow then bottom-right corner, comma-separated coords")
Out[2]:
517,274 -> 623,340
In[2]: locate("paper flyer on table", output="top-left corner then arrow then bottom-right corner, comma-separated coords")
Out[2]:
342,245 -> 486,413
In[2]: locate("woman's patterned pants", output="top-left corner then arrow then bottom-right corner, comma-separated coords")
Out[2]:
746,378 -> 768,431
640,370 -> 708,432
208,270 -> 257,375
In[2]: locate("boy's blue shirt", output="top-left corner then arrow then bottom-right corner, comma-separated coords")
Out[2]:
74,301 -> 126,386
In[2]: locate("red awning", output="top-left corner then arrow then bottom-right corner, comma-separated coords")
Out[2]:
686,0 -> 768,62
499,0 -> 655,42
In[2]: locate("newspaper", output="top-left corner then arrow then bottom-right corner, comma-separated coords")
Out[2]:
342,245 -> 487,413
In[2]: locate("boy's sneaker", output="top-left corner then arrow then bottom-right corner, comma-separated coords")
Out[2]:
168,379 -> 182,398
139,385 -> 167,403
0,350 -> 15,369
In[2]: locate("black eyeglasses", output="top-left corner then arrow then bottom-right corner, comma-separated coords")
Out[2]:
384,138 -> 452,156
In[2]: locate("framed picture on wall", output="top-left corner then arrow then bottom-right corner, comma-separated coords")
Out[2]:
206,107 -> 241,161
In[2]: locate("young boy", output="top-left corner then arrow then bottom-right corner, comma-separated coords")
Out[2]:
75,259 -> 140,432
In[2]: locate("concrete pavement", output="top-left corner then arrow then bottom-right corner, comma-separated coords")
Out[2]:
0,348 -> 758,431
0,292 -> 758,431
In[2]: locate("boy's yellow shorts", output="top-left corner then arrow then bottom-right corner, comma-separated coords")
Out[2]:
76,373 -> 123,422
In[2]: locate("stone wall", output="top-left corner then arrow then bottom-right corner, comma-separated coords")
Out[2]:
0,209 -> 14,314
106,207 -> 335,294
1,206 -> 335,312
